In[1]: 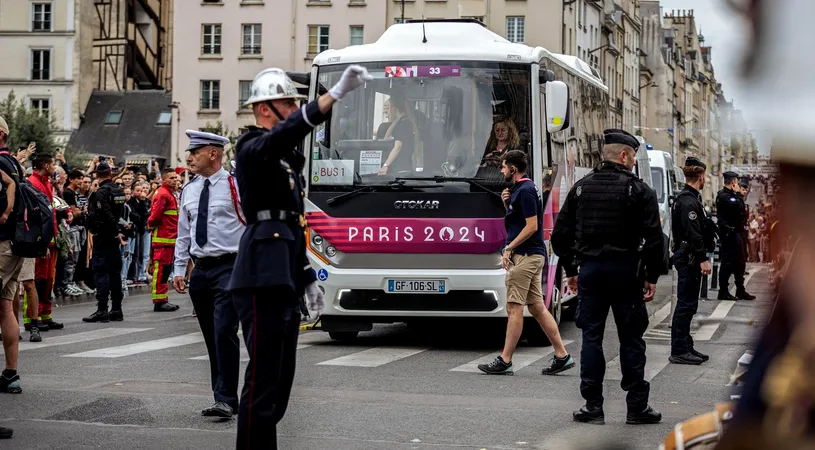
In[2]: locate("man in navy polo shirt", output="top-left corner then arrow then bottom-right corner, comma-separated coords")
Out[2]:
478,150 -> 574,376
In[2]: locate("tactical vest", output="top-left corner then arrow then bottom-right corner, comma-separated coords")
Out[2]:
575,168 -> 639,253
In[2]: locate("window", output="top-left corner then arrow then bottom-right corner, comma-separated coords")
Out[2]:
156,111 -> 172,124
201,80 -> 220,110
239,80 -> 252,109
242,24 -> 262,55
506,16 -> 525,43
32,3 -> 52,31
30,98 -> 50,118
202,24 -> 221,54
349,26 -> 364,46
308,25 -> 329,54
31,49 -> 51,80
105,111 -> 122,124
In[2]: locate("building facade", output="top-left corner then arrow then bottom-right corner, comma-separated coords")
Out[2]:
567,0 -> 603,71
91,0 -> 172,91
386,0 -> 562,52
0,0 -> 94,142
170,0 -> 387,165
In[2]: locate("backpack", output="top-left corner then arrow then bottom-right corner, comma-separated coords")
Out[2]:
0,152 -> 55,258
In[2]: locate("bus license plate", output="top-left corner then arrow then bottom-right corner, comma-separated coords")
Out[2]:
387,279 -> 446,294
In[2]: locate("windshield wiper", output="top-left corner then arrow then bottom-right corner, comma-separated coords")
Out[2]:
394,176 -> 503,199
326,180 -> 442,206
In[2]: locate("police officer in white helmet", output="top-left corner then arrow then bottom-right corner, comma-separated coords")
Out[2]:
227,65 -> 372,449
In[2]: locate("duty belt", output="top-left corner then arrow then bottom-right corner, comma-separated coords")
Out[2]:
192,253 -> 237,270
256,209 -> 306,227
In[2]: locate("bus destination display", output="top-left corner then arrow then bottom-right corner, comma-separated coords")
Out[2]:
384,65 -> 461,78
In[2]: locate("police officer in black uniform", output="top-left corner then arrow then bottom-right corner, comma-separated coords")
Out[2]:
83,162 -> 128,323
669,157 -> 715,365
552,129 -> 664,426
228,65 -> 372,449
715,171 -> 755,300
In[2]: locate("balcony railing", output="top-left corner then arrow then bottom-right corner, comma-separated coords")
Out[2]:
241,45 -> 262,55
202,45 -> 221,55
200,99 -> 220,110
31,69 -> 50,81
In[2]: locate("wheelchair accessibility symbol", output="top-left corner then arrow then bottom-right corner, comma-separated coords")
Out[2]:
317,269 -> 329,281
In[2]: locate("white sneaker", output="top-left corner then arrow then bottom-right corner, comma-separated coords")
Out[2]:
79,284 -> 95,294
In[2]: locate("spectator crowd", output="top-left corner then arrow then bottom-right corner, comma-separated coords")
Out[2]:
1,143 -> 192,343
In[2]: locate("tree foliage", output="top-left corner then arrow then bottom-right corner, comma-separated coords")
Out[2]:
0,91 -> 57,154
200,120 -> 239,161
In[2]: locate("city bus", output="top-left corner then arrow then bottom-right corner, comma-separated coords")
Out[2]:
301,19 -> 606,344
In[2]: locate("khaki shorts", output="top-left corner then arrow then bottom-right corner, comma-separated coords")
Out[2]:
505,253 -> 546,305
0,240 -> 24,300
19,258 -> 35,282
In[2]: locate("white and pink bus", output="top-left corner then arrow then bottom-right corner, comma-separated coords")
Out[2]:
301,19 -> 609,344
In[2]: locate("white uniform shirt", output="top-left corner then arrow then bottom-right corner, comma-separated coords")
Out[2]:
174,168 -> 245,275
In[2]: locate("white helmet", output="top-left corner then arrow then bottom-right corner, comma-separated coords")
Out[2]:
244,68 -> 307,107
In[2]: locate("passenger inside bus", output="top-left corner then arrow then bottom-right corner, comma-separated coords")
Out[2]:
377,93 -> 417,175
480,116 -> 521,168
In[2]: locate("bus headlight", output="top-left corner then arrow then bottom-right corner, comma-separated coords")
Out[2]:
312,234 -> 324,249
306,228 -> 333,265
325,246 -> 337,257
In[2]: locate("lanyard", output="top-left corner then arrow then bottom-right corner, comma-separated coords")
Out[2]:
227,175 -> 247,226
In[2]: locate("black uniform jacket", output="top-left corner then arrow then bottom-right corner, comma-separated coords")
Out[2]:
228,100 -> 329,295
551,162 -> 664,284
671,185 -> 706,266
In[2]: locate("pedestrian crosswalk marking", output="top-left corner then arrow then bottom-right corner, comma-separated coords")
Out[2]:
189,347 -> 251,362
606,343 -> 671,382
64,332 -> 204,358
317,346 -> 430,367
449,340 -> 575,373
187,331 -> 332,361
13,328 -> 153,352
693,300 -> 736,341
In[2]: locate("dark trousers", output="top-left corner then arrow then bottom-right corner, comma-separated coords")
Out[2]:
671,262 -> 702,355
719,236 -> 746,293
189,258 -> 240,409
76,240 -> 94,289
233,288 -> 300,450
92,246 -> 123,311
576,259 -> 650,411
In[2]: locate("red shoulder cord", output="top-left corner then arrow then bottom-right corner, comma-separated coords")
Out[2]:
227,175 -> 247,226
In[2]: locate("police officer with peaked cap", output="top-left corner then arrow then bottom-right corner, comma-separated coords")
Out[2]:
228,65 -> 372,449
173,130 -> 245,419
552,128 -> 664,426
669,157 -> 715,366
715,171 -> 755,300
82,162 -> 128,323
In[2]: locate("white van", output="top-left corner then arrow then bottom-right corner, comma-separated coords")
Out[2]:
647,150 -> 684,247
634,137 -> 654,189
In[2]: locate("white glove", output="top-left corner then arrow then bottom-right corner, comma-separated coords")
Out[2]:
328,65 -> 373,100
305,282 -> 325,312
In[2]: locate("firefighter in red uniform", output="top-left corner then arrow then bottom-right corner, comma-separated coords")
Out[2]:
147,168 -> 180,312
27,153 -> 63,330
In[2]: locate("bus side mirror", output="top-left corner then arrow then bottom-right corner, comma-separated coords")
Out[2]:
539,69 -> 555,83
545,81 -> 570,133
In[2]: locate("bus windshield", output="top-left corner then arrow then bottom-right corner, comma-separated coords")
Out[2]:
309,61 -> 532,193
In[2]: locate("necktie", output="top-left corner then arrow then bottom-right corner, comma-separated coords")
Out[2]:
196,179 -> 210,248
